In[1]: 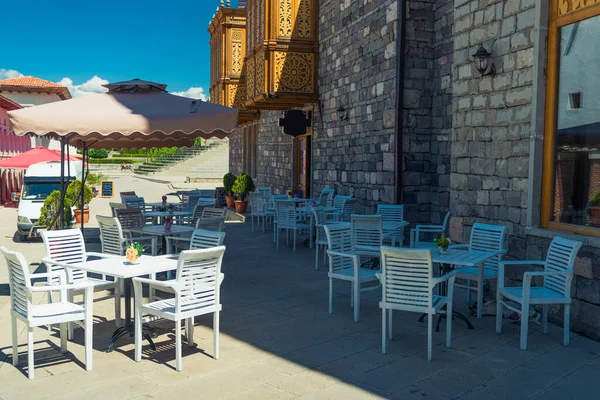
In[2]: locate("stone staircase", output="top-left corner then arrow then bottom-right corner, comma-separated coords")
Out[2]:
155,139 -> 229,182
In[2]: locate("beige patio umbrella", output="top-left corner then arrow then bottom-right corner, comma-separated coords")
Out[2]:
8,78 -> 237,147
7,78 -> 239,229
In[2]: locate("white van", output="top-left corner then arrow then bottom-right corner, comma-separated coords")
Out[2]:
17,161 -> 83,240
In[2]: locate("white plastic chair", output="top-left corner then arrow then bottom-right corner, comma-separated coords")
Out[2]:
276,200 -> 310,251
195,216 -> 226,232
166,228 -> 226,254
378,247 -> 456,360
496,236 -> 583,350
311,206 -> 336,270
324,223 -> 379,322
119,191 -> 137,203
109,202 -> 127,217
317,188 -> 334,206
40,229 -> 121,335
249,192 -> 268,233
97,215 -> 158,257
351,214 -> 383,258
410,212 -> 451,248
377,204 -> 406,246
453,223 -> 506,318
201,207 -> 228,218
132,246 -> 226,372
2,246 -> 94,379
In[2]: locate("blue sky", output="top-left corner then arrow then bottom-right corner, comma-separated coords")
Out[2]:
1,0 -> 240,99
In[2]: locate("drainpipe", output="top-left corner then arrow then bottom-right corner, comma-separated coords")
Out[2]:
394,0 -> 406,204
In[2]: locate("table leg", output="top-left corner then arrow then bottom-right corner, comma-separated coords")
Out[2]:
106,278 -> 157,353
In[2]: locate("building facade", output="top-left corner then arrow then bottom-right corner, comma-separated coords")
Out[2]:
210,0 -> 600,340
0,76 -> 72,149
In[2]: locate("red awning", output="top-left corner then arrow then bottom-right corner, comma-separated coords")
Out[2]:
0,146 -> 83,169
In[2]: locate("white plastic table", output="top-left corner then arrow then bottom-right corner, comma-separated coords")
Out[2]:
56,255 -> 178,352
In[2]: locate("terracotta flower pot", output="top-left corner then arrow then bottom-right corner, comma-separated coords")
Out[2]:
226,195 -> 238,208
589,206 -> 600,227
235,200 -> 248,213
74,209 -> 90,224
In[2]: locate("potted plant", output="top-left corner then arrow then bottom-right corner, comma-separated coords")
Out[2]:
588,192 -> 600,226
434,235 -> 451,254
66,179 -> 94,224
223,172 -> 237,208
232,173 -> 255,213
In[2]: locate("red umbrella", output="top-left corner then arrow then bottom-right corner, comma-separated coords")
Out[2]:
0,146 -> 82,169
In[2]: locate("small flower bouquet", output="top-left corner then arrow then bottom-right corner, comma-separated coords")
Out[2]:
434,235 -> 451,253
126,242 -> 145,264
164,216 -> 173,232
167,203 -> 175,214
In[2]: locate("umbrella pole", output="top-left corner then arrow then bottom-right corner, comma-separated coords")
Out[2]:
81,143 -> 87,234
59,137 -> 66,229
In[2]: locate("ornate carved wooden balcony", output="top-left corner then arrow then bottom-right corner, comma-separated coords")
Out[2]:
244,0 -> 318,110
209,7 -> 257,124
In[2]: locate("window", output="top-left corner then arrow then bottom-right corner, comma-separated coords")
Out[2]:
569,92 -> 582,109
542,3 -> 600,236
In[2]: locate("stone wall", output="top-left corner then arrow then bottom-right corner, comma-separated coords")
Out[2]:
315,0 -> 399,214
401,0 -> 453,224
449,0 -> 536,259
256,110 -> 293,194
228,131 -> 244,176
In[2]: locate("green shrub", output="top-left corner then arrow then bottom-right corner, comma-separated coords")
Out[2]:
232,173 -> 255,201
88,149 -> 108,159
223,173 -> 237,196
194,137 -> 202,146
66,180 -> 93,209
590,192 -> 600,206
87,158 -> 141,164
85,172 -> 107,187
39,191 -> 73,230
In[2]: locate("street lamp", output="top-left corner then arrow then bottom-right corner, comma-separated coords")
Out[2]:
472,45 -> 496,77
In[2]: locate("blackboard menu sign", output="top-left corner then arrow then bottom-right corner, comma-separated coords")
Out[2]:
101,181 -> 114,198
215,187 -> 227,208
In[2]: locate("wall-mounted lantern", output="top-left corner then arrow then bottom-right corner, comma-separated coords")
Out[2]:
337,105 -> 348,121
472,45 -> 496,77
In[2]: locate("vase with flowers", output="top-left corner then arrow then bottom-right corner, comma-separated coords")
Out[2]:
161,195 -> 168,210
126,242 -> 145,264
434,235 -> 451,254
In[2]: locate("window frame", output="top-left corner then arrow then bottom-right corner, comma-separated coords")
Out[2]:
541,1 -> 600,236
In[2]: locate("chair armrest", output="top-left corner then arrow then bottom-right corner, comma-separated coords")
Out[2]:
327,250 -> 359,261
165,236 -> 191,254
132,277 -> 182,292
498,260 -> 546,289
448,244 -> 469,250
416,225 -> 444,231
30,271 -> 65,285
431,269 -> 458,286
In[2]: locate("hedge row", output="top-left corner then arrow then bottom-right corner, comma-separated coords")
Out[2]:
87,158 -> 142,164
112,154 -> 148,158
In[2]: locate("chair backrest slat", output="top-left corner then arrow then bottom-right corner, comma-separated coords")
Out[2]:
311,206 -> 328,244
469,223 -> 506,272
202,207 -> 228,218
115,208 -> 145,230
351,214 -> 383,249
381,247 -> 435,311
377,204 -> 404,222
324,223 -> 355,272
195,216 -> 226,231
276,201 -> 298,229
249,192 -> 266,216
544,236 -> 582,296
441,211 -> 451,233
97,215 -> 126,256
1,247 -> 31,318
120,191 -> 137,203
175,247 -> 226,314
190,228 -> 226,250
124,197 -> 146,210
41,229 -> 87,282
109,202 -> 127,217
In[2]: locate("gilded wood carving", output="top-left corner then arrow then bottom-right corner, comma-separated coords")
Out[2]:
558,0 -> 600,16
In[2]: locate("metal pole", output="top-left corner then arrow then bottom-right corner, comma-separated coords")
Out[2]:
59,137 -> 66,229
80,143 -> 87,234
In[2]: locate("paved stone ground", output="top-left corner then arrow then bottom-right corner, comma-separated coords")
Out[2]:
0,180 -> 599,399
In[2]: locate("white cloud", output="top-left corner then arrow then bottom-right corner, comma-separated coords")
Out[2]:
171,87 -> 207,101
0,69 -> 24,80
58,75 -> 109,98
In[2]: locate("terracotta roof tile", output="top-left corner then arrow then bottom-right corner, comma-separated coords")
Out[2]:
0,76 -> 67,89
